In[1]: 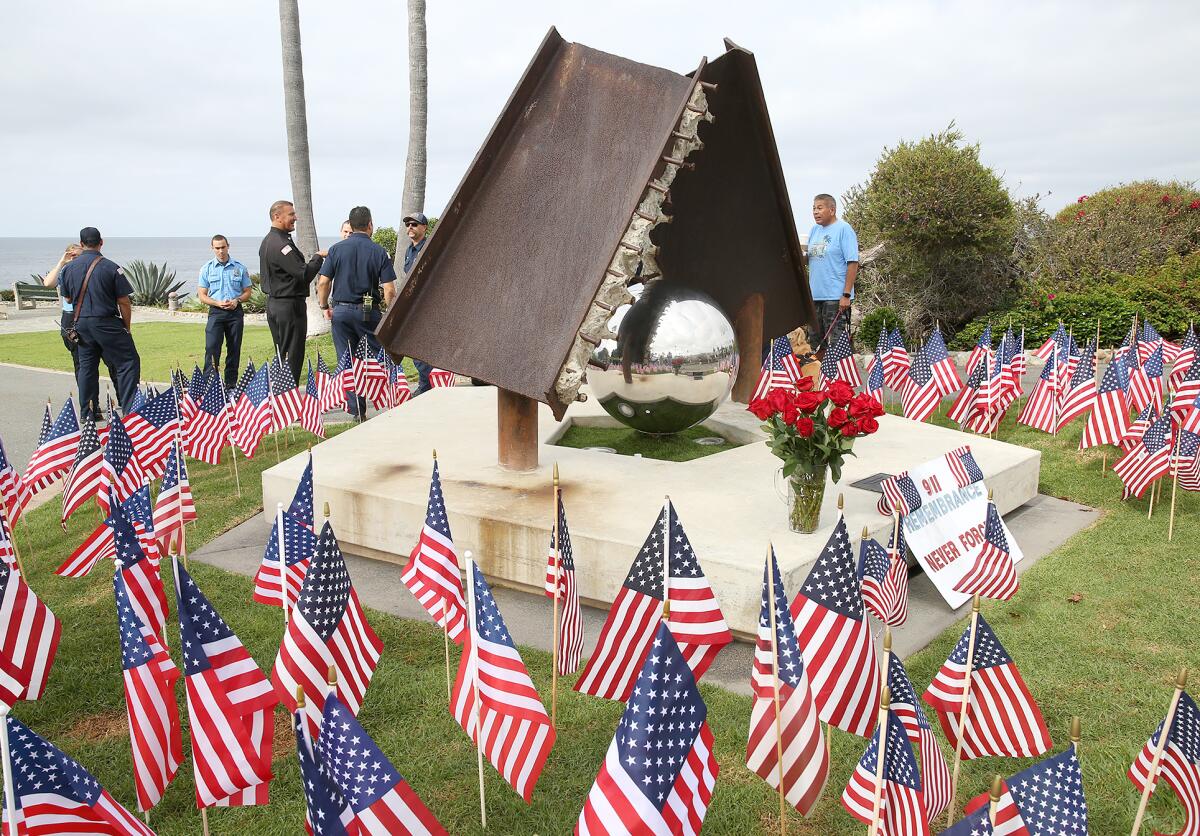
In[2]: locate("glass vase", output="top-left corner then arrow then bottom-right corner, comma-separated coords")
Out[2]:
787,468 -> 827,534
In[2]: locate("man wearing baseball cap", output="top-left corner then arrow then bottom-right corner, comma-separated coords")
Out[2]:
56,227 -> 142,418
400,212 -> 433,394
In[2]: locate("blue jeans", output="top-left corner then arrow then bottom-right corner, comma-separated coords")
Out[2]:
331,303 -> 382,418
412,358 -> 432,395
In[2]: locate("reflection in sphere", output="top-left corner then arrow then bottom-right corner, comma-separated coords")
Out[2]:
588,283 -> 739,435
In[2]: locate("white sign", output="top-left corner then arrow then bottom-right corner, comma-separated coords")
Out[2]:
894,453 -> 1023,609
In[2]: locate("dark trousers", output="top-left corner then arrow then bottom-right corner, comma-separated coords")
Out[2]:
75,317 -> 140,419
412,358 -> 433,395
204,306 -> 245,389
267,296 -> 306,385
331,303 -> 382,418
807,300 -> 851,355
61,310 -> 110,416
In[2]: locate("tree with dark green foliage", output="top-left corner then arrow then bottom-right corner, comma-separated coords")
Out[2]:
844,124 -> 1026,335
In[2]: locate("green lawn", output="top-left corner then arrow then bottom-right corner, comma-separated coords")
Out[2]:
3,376 -> 1197,832
0,321 -> 338,382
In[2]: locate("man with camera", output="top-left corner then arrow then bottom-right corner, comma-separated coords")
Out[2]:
56,227 -> 141,418
316,205 -> 396,421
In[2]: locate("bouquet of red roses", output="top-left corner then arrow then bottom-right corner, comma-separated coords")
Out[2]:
749,378 -> 884,483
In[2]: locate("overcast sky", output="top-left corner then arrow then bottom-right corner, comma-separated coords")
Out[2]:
3,1 -> 1197,239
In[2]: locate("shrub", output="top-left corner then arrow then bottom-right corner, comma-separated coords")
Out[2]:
844,124 -> 1023,336
178,274 -> 267,314
126,260 -> 185,307
855,306 -> 905,351
1022,180 -> 1200,291
0,289 -> 14,302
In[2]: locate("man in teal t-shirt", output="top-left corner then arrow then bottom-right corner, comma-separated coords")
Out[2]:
805,193 -> 859,354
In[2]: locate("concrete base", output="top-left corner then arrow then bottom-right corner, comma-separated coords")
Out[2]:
262,387 -> 1040,636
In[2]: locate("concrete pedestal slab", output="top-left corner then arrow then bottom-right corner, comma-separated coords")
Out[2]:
262,387 -> 1040,636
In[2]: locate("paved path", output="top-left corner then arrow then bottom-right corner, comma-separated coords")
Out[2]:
190,493 -> 1099,696
0,303 -> 266,334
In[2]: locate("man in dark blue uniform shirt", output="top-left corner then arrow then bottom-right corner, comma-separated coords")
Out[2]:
401,212 -> 434,394
316,205 -> 396,420
57,227 -> 142,418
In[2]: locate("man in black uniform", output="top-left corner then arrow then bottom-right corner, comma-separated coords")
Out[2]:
57,227 -> 142,418
258,200 -> 326,385
316,205 -> 396,421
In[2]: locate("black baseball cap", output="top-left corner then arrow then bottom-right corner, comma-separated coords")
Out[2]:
79,227 -> 102,246
402,212 -> 428,226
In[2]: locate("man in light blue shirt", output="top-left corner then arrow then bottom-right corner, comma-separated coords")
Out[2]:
198,234 -> 253,388
805,193 -> 859,354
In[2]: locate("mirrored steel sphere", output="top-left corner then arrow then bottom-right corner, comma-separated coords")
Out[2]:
588,283 -> 739,434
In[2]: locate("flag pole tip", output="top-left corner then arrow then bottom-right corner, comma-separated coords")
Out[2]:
989,774 -> 1004,801
295,686 -> 305,708
987,488 -> 994,502
1178,667 -> 1189,689
880,686 -> 891,709
837,493 -> 844,510
326,665 -> 337,686
861,525 -> 870,539
883,627 -> 892,652
432,449 -> 437,460
322,501 -> 330,518
972,594 -> 981,612
1070,716 -> 1081,744
553,462 -> 559,484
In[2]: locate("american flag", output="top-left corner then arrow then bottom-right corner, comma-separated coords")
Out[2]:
253,507 -> 315,610
841,707 -> 930,836
746,547 -> 829,816
152,441 -> 196,555
300,360 -> 326,439
1017,351 -> 1060,433
122,388 -> 180,477
453,561 -> 555,802
1144,342 -> 1167,414
0,551 -> 60,704
1128,689 -> 1200,834
939,806 -> 993,835
576,621 -> 718,835
887,652 -> 951,822
114,508 -> 169,643
401,460 -> 467,643
1127,347 -> 1156,415
922,613 -> 1052,760
1176,430 -> 1200,492
289,452 -> 315,529
1078,354 -> 1131,450
317,693 -> 447,834
352,337 -> 386,407
188,364 -> 208,402
429,368 -> 456,388
56,485 -> 134,578
865,334 -> 887,406
173,557 -> 277,807
926,328 -> 962,396
389,355 -> 412,407
294,707 -> 353,835
114,561 -> 182,811
901,346 -> 942,424
952,502 -> 1019,601
232,360 -> 257,402
544,491 -> 583,675
1035,323 -> 1066,361
316,353 -> 342,414
945,446 -> 985,488
1113,412 -> 1173,500
820,328 -> 862,390
272,521 -> 383,736
859,528 -> 909,627
1121,404 -> 1158,453
0,512 -> 14,573
1056,340 -> 1097,430
1002,327 -> 1026,400
790,515 -> 880,736
60,416 -> 105,523
965,325 -> 992,378
0,438 -> 32,526
1140,320 -> 1176,363
947,357 -> 989,428
187,375 -> 234,465
22,398 -> 80,494
968,745 -> 1088,836
270,356 -> 305,431
366,346 -> 391,409
753,336 -> 804,401
332,349 -> 354,414
1168,326 -> 1197,391
879,473 -> 923,518
575,501 -> 732,702
0,716 -> 156,836
236,364 -> 273,458
884,328 -> 911,390
98,415 -> 147,515
175,368 -> 198,426
1171,358 -> 1200,418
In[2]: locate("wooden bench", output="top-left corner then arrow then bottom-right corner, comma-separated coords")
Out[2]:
13,282 -> 59,310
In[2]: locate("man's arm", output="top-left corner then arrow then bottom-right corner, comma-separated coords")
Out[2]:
382,281 -> 396,308
316,274 -> 333,320
840,262 -> 859,310
117,296 -> 132,331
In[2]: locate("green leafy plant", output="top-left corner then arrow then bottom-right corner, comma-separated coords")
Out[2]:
125,260 -> 185,307
856,306 -> 905,352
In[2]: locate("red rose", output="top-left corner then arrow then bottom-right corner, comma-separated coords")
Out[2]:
849,393 -> 879,418
781,404 -> 800,426
795,391 -> 827,413
1075,210 -> 1086,220
1189,200 -> 1200,211
795,375 -> 815,392
1077,195 -> 1087,203
828,407 -> 849,428
795,417 -> 815,437
748,399 -> 774,420
840,422 -> 859,437
766,388 -> 791,414
858,416 -> 880,434
825,380 -> 855,407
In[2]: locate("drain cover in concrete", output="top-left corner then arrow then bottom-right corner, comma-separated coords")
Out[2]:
695,436 -> 726,446
583,446 -> 617,454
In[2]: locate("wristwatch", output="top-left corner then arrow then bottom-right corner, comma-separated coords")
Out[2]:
319,303 -> 330,310
842,293 -> 852,299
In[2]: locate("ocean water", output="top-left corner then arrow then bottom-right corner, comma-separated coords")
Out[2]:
0,237 -> 264,294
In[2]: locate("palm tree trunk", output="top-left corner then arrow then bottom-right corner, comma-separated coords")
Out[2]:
277,0 -> 329,336
399,0 -> 428,266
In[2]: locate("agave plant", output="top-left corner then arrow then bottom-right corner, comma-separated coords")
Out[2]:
124,260 -> 186,307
